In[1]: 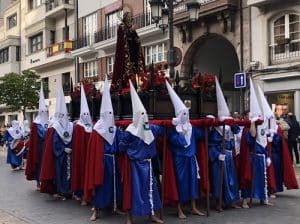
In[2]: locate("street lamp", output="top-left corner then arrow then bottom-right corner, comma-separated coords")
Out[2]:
149,0 -> 201,79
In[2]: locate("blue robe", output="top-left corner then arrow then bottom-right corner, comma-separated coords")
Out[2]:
167,127 -> 203,203
271,133 -> 284,193
53,131 -> 72,194
35,124 -> 47,182
2,131 -> 23,168
208,128 -> 240,205
241,132 -> 269,200
119,125 -> 163,217
92,129 -> 122,209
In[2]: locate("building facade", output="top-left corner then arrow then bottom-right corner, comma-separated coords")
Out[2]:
0,0 -> 22,126
248,0 -> 300,119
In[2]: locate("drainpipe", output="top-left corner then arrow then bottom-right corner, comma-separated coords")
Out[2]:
239,0 -> 244,113
74,0 -> 79,83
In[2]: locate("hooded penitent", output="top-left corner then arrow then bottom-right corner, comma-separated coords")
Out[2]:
126,80 -> 154,145
215,76 -> 233,140
34,82 -> 49,128
8,120 -> 22,139
249,78 -> 266,148
52,86 -> 73,144
77,84 -> 93,133
165,80 -> 192,147
94,77 -> 116,145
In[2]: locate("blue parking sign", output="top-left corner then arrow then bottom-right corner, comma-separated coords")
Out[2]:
234,72 -> 246,88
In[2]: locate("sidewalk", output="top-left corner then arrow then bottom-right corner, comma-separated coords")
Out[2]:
0,210 -> 28,224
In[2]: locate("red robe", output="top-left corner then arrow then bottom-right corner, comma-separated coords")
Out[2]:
39,128 -> 56,194
71,125 -> 91,193
277,127 -> 299,189
266,142 -> 277,193
83,130 -> 104,203
25,123 -> 39,181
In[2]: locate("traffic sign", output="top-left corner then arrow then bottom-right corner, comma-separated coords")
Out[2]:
234,72 -> 246,88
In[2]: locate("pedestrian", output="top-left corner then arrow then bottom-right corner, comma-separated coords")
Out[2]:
119,81 -> 163,224
285,111 -> 300,166
25,83 -> 48,191
165,80 -> 205,219
84,77 -> 123,221
71,84 -> 93,205
40,86 -> 73,200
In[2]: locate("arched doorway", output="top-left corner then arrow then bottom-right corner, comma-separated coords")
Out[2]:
181,33 -> 241,114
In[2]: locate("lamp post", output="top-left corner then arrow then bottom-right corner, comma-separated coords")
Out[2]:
149,0 -> 201,79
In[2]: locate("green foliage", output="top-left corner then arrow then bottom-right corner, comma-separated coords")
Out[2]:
0,70 -> 46,114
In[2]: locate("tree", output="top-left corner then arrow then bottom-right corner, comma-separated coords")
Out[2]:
0,70 -> 45,118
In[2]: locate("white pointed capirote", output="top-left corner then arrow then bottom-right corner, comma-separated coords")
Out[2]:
94,77 -> 116,145
52,85 -> 73,144
249,77 -> 262,120
249,78 -> 267,147
34,82 -> 49,128
257,85 -> 276,135
165,80 -> 192,147
126,80 -> 154,145
77,84 -> 93,133
215,76 -> 231,121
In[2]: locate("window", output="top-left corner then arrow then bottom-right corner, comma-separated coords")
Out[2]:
8,14 -> 17,29
50,31 -> 56,45
42,77 -> 49,99
63,26 -> 69,40
106,11 -> 122,38
83,13 -> 97,44
62,73 -> 71,96
145,43 -> 167,65
16,46 -> 20,61
83,61 -> 98,78
107,56 -> 114,73
144,0 -> 152,25
0,48 -> 9,64
28,0 -> 42,10
271,14 -> 300,62
30,33 -> 43,53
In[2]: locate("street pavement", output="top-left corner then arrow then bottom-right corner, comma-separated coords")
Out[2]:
1,149 -> 300,224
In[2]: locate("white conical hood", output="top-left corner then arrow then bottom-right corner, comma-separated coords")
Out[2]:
34,82 -> 49,127
52,85 -> 73,144
165,80 -> 187,116
215,76 -> 231,120
77,84 -> 93,133
249,78 -> 267,148
249,78 -> 262,120
94,77 -> 116,145
257,85 -> 276,135
126,80 -> 154,145
7,120 -> 22,139
165,80 -> 192,147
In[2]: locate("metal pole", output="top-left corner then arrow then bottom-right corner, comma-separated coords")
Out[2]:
168,0 -> 175,79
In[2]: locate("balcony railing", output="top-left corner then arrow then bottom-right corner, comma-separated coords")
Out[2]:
269,42 -> 300,64
46,0 -> 73,12
73,12 -> 154,50
45,40 -> 73,57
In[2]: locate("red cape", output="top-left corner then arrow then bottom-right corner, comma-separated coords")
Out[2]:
71,125 -> 91,193
238,128 -> 252,189
25,123 -> 39,180
83,130 -> 104,202
277,128 -> 299,189
266,142 -> 276,193
39,128 -> 56,194
197,137 -> 210,197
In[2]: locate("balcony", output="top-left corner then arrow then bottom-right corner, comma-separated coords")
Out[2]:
247,0 -> 275,7
45,0 -> 74,18
72,12 -> 159,56
45,40 -> 73,57
174,0 -> 238,24
269,42 -> 300,65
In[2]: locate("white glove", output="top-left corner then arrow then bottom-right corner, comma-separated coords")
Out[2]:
250,117 -> 259,123
266,157 -> 272,167
64,147 -> 72,154
218,154 -> 226,161
267,136 -> 273,143
235,148 -> 240,155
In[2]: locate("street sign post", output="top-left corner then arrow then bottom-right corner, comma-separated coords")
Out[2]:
234,72 -> 246,88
